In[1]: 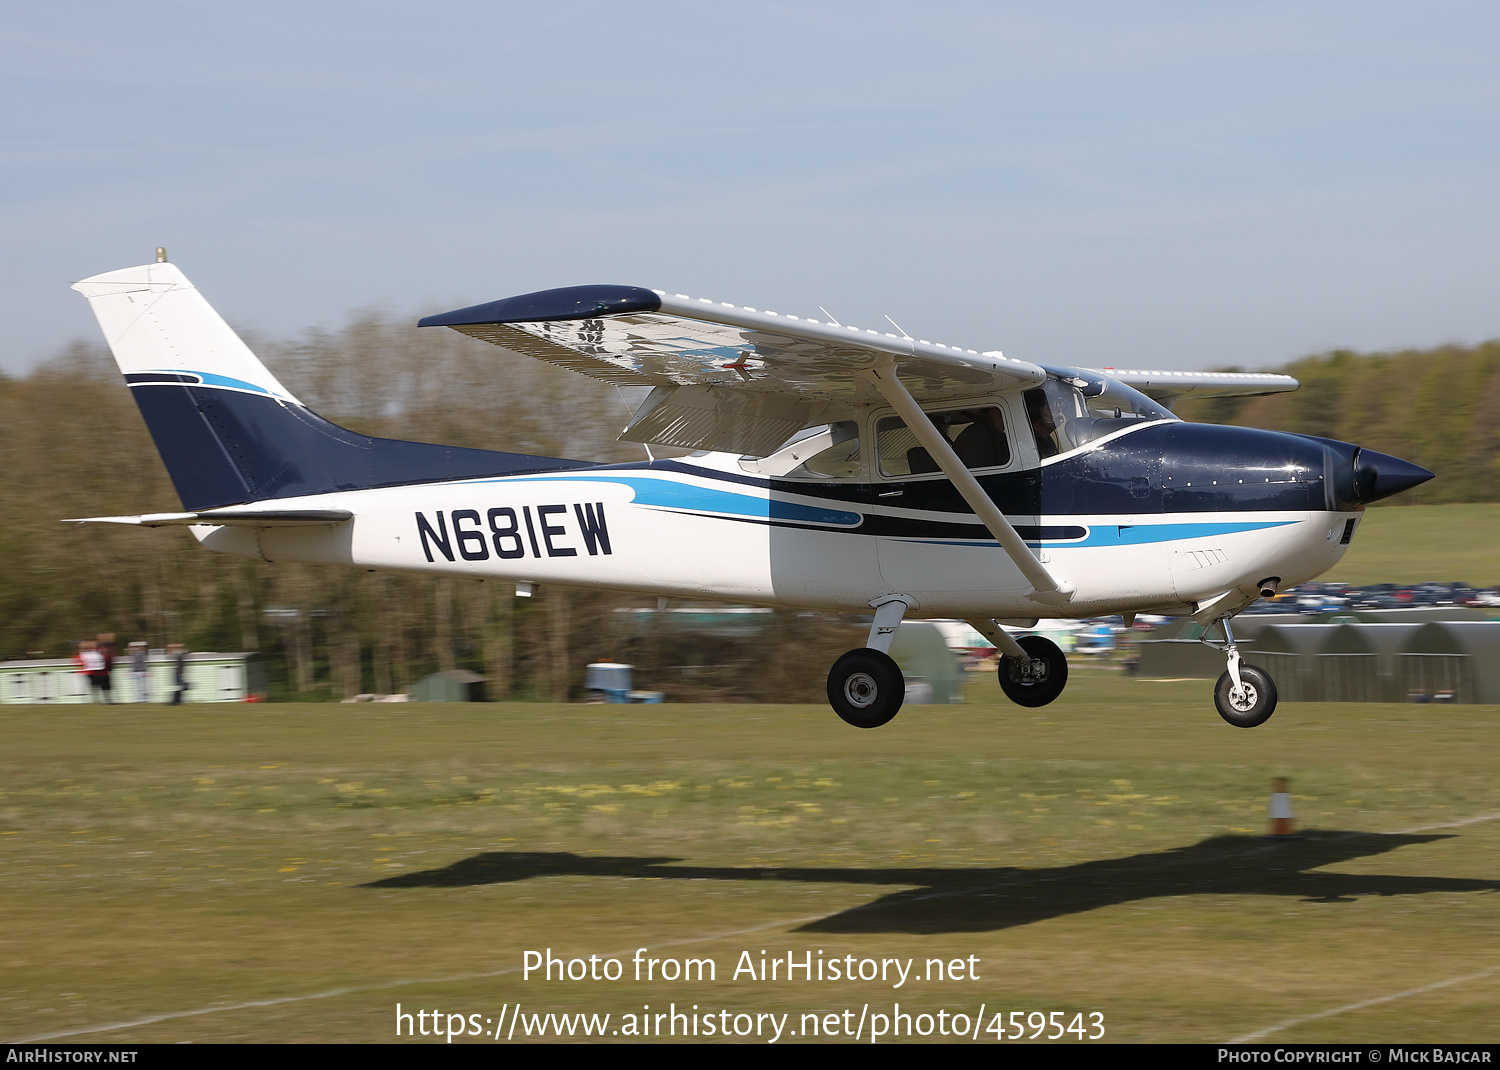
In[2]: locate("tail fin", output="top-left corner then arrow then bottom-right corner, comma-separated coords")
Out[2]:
72,261 -> 301,401
73,261 -> 587,511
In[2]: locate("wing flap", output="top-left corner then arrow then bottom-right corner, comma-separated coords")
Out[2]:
619,385 -> 828,457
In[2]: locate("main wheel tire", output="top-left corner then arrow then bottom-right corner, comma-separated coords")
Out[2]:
1214,664 -> 1278,727
827,648 -> 904,728
997,635 -> 1069,708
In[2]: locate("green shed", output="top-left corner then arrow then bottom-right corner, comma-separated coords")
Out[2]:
409,669 -> 489,702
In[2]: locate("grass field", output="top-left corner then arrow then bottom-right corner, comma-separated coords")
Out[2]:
3,665 -> 1498,1045
1324,503 -> 1500,587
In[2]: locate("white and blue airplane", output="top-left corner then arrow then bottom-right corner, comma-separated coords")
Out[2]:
69,254 -> 1432,728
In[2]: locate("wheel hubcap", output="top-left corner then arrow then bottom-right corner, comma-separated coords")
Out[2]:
844,673 -> 879,708
1010,658 -> 1049,685
1229,683 -> 1258,712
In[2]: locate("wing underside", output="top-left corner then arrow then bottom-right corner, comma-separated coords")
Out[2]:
424,287 -> 1047,456
422,286 -> 1299,453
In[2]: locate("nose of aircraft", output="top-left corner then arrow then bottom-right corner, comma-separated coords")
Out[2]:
1351,447 -> 1434,504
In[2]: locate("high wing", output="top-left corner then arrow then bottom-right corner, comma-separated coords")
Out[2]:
420,286 -> 1047,456
1089,368 -> 1299,407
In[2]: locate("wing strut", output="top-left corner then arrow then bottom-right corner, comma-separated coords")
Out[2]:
965,618 -> 1029,660
858,357 -> 1073,606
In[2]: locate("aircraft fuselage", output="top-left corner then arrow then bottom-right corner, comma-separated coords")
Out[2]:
194,418 -> 1366,621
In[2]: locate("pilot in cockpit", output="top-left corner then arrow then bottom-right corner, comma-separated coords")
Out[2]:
1024,388 -> 1060,459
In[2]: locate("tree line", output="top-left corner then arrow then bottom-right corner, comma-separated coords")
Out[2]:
1,322 -> 1493,699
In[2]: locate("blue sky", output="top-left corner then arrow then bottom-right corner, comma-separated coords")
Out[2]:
5,1 -> 1499,374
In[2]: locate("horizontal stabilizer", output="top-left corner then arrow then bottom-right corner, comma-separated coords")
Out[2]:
65,509 -> 354,528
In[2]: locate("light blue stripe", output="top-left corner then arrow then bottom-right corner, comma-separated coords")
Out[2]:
488,474 -> 863,527
150,370 -> 274,395
1077,520 -> 1295,546
461,471 -> 1300,541
194,371 -> 273,395
893,519 -> 1296,549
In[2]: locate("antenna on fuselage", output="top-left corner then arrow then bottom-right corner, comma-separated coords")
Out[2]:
883,315 -> 912,339
155,247 -> 168,263
818,306 -> 842,327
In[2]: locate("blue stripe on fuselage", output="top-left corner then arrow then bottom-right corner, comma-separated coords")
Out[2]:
462,471 -> 1297,542
894,519 -> 1296,549
478,474 -> 863,527
1074,520 -> 1296,546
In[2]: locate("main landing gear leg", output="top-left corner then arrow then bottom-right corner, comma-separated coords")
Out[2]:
827,597 -> 909,729
1204,616 -> 1277,727
968,617 -> 1070,707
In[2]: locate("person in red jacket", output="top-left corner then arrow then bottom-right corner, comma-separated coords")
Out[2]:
75,640 -> 111,703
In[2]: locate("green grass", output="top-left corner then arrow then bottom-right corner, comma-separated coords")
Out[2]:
1325,503 -> 1500,586
2,665 -> 1497,1044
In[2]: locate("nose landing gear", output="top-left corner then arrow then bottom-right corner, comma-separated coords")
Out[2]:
1204,618 -> 1278,727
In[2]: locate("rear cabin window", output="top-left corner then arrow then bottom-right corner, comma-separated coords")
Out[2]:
876,406 -> 1012,478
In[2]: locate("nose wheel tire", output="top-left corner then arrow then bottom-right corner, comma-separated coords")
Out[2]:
1214,664 -> 1277,727
827,648 -> 904,728
997,635 -> 1069,707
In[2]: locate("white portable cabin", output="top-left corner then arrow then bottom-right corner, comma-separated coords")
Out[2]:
0,652 -> 265,704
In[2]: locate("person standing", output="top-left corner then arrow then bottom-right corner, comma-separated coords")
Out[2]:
168,643 -> 189,705
129,641 -> 150,702
75,640 -> 110,703
96,633 -> 118,704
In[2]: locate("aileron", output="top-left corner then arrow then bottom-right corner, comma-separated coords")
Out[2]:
1096,368 -> 1299,406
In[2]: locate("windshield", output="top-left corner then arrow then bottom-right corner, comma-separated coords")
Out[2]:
1023,373 -> 1175,458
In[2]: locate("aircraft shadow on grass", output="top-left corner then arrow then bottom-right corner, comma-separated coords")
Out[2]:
365,831 -> 1498,934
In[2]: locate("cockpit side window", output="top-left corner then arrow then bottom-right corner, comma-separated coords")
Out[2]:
1024,387 -> 1065,459
876,406 -> 1012,478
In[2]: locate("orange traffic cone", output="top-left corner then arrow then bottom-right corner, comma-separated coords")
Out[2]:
1268,776 -> 1296,838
